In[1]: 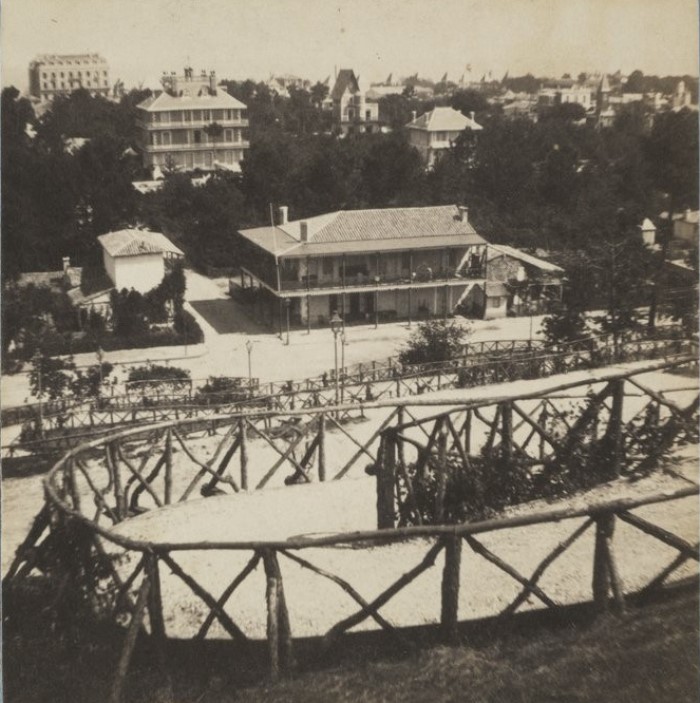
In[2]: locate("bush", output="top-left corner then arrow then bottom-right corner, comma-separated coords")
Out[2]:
127,364 -> 190,383
398,319 -> 469,367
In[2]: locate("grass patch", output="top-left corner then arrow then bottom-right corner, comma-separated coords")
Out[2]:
4,582 -> 698,702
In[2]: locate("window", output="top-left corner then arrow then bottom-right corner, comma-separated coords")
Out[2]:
193,110 -> 202,122
487,297 -> 501,308
365,109 -> 372,121
202,110 -> 210,121
162,132 -> 171,146
161,111 -> 170,124
183,111 -> 191,122
322,258 -> 334,276
193,130 -> 202,144
224,129 -> 233,142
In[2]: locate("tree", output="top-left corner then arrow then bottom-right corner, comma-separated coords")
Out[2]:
29,354 -> 76,401
625,70 -> 645,94
203,121 -> 224,162
398,319 -> 469,366
541,257 -> 590,344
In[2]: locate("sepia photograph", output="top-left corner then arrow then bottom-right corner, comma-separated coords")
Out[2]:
1,0 -> 699,700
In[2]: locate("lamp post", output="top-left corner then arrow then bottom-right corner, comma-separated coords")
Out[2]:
245,340 -> 254,389
284,298 -> 291,346
32,352 -> 44,439
330,310 -> 343,409
374,276 -> 380,328
340,329 -> 347,404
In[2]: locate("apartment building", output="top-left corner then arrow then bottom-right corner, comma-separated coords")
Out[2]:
29,53 -> 110,101
136,67 -> 249,172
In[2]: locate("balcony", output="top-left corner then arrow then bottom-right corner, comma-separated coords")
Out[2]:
136,118 -> 249,130
142,140 -> 250,153
278,267 -> 485,292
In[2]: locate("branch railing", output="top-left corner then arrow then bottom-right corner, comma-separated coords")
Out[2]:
6,335 -> 695,454
4,356 -> 698,700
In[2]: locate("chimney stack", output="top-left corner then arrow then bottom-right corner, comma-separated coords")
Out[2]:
278,206 -> 289,225
209,70 -> 217,95
300,221 -> 309,242
458,206 -> 469,223
411,110 -> 417,121
62,256 -> 71,272
470,111 -> 475,122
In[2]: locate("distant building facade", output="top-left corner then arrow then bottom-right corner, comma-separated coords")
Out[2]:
136,68 -> 249,172
29,53 -> 110,101
329,69 -> 380,135
236,204 -> 562,329
98,229 -> 184,294
406,107 -> 483,168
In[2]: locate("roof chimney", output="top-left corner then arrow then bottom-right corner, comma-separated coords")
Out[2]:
458,206 -> 469,223
209,70 -> 217,95
470,111 -> 475,122
411,110 -> 417,121
300,221 -> 309,242
62,256 -> 71,272
278,206 -> 289,225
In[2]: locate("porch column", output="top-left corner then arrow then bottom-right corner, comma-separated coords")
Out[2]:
306,256 -> 311,334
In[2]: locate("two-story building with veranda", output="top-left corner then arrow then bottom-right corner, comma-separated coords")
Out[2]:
29,53 -> 110,102
237,205 -> 495,331
406,107 -> 483,168
136,68 -> 249,173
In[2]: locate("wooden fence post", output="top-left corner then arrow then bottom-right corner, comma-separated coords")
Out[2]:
145,553 -> 173,700
239,417 -> 249,490
441,534 -> 462,644
435,419 -> 449,523
164,430 -> 173,505
262,549 -> 293,679
318,413 -> 326,481
377,432 -> 397,529
592,512 -> 625,614
501,401 -> 513,462
608,379 -> 625,478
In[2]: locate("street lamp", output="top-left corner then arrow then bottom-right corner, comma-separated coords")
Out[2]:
284,298 -> 291,346
32,351 -> 44,439
374,276 -> 380,328
245,339 -> 254,389
330,310 -> 343,408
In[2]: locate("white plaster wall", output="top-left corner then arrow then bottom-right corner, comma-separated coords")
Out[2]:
111,254 -> 165,293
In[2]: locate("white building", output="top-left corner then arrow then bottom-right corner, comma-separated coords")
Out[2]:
136,68 -> 249,172
406,107 -> 483,168
29,53 -> 110,102
329,69 -> 380,135
98,229 -> 184,294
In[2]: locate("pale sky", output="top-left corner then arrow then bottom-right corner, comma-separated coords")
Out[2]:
2,0 -> 698,93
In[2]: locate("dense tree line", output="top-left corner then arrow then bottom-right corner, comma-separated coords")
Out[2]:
2,78 -> 697,280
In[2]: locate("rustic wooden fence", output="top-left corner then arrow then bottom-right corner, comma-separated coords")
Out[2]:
3,355 -> 698,700
4,335 -> 695,458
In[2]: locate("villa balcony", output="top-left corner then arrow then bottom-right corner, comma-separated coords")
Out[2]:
141,140 -> 250,153
278,266 -> 485,292
136,118 -> 249,130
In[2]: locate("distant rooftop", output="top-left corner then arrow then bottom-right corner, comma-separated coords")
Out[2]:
407,106 -> 483,132
98,229 -> 184,258
239,205 -> 486,257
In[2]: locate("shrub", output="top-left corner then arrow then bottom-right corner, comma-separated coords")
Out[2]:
398,319 -> 469,367
127,364 -> 190,383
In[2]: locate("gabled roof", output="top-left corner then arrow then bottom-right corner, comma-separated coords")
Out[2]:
330,69 -> 361,101
487,245 -> 564,274
98,230 -> 184,258
239,205 -> 487,257
406,107 -> 483,132
137,90 -> 246,112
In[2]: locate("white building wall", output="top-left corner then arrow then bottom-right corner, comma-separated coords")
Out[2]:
108,253 -> 165,293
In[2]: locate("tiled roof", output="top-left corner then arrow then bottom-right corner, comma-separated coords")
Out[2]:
330,69 -> 360,101
137,90 -> 246,112
98,230 -> 184,258
239,205 -> 486,257
407,107 -> 483,132
487,245 -> 564,273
